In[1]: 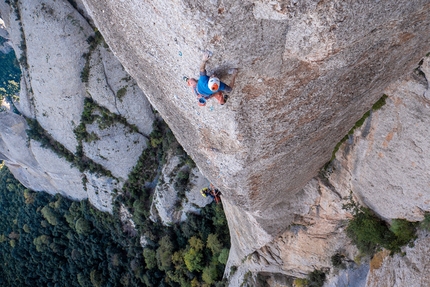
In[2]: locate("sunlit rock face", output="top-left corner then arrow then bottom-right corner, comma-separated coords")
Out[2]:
0,0 -> 155,212
2,0 -> 430,284
81,0 -> 430,252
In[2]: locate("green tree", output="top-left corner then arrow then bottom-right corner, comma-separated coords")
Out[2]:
9,239 -> 16,248
184,237 -> 204,272
22,224 -> 30,233
202,263 -> 218,285
33,235 -> 51,252
218,248 -> 229,265
206,233 -> 222,256
75,218 -> 91,235
41,206 -> 59,226
346,206 -> 393,255
156,236 -> 174,271
90,269 -> 103,287
389,219 -> 418,251
77,273 -> 89,287
143,248 -> 157,269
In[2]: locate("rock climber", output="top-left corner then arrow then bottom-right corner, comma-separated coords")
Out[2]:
200,184 -> 221,203
185,51 -> 238,106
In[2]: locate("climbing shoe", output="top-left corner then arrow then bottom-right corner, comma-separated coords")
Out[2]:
223,94 -> 229,103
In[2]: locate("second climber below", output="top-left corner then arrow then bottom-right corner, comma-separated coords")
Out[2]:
185,51 -> 238,106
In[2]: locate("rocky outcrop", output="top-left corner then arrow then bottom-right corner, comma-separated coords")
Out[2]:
0,0 -> 155,211
329,56 -> 430,222
225,177 -> 356,285
225,54 -> 430,285
365,230 -> 430,287
151,151 -> 212,225
81,0 -> 430,254
0,112 -> 87,199
2,0 -> 430,285
0,18 -> 13,54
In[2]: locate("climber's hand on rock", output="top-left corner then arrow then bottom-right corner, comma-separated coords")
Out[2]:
202,52 -> 210,62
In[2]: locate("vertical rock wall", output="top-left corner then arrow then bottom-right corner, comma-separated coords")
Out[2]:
0,0 -> 155,211
81,0 -> 430,251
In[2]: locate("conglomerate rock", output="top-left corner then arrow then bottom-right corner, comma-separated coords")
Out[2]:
0,111 -> 86,200
81,0 -> 430,256
2,0 -> 430,285
0,0 -> 154,211
227,64 -> 430,284
329,68 -> 430,222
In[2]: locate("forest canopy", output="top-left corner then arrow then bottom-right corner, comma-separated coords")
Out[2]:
0,163 -> 230,286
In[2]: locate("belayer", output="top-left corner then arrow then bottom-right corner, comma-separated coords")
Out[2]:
200,184 -> 221,203
185,51 -> 238,106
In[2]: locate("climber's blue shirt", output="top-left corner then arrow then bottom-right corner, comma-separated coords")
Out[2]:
197,71 -> 231,98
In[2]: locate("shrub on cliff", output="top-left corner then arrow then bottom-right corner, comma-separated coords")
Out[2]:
345,198 -> 417,255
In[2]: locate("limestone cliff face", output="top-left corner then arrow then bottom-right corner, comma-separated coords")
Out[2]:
80,0 -> 430,253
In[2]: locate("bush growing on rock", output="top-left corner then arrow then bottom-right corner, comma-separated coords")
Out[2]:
420,212 -> 430,231
345,198 -> 418,255
308,270 -> 326,287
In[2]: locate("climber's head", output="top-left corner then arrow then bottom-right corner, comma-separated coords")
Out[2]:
208,76 -> 220,91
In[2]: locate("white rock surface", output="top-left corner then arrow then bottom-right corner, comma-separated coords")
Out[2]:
19,0 -> 90,152
0,111 -> 85,199
0,0 -> 155,213
83,122 -> 148,181
151,152 -> 211,225
366,230 -> 430,287
85,172 -> 121,213
180,166 -> 213,221
0,18 -> 13,54
329,59 -> 430,221
87,44 -> 154,136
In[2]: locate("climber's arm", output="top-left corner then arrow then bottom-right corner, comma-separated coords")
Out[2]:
199,52 -> 210,75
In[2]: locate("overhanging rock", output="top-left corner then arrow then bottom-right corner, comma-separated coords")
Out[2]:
81,0 -> 430,253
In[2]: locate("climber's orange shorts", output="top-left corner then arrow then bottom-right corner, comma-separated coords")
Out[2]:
187,78 -> 225,105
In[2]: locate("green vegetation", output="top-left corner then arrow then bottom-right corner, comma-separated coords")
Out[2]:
307,270 -> 326,287
331,253 -> 347,269
344,197 -> 418,256
419,212 -> 430,231
119,117 -> 196,222
0,164 -> 144,286
293,270 -> 326,287
329,94 -> 388,162
78,98 -> 139,133
0,161 -> 230,286
73,97 -> 140,165
25,117 -> 113,177
120,122 -> 230,287
0,42 -> 21,102
81,31 -> 105,83
8,104 -> 228,286
116,86 -> 128,100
